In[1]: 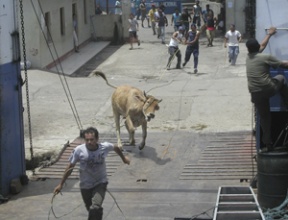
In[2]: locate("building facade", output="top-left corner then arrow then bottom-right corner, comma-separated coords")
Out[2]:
20,0 -> 95,69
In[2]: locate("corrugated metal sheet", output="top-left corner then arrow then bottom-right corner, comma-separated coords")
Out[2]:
35,136 -> 126,179
180,133 -> 257,180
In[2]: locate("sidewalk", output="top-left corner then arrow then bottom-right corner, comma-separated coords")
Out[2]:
50,41 -> 110,75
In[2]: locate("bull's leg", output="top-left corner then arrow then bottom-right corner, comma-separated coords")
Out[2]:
113,111 -> 123,150
139,120 -> 147,150
125,117 -> 135,146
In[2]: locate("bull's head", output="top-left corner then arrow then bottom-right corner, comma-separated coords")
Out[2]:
142,92 -> 162,121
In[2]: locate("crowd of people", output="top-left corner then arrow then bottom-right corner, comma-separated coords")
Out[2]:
126,2 -> 288,154
126,0 -> 240,72
92,1 -> 243,72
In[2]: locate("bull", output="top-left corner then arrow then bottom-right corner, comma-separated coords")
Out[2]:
93,70 -> 162,150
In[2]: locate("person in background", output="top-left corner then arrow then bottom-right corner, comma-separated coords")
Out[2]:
205,14 -> 217,47
202,4 -> 213,24
166,26 -> 185,70
135,0 -> 141,20
155,8 -> 168,44
246,27 -> 288,152
148,4 -> 157,35
224,24 -> 242,65
95,4 -> 102,15
192,0 -> 202,29
183,23 -> 201,74
128,13 -> 141,50
159,2 -> 166,12
180,7 -> 192,36
139,0 -> 150,28
171,8 -> 182,32
115,0 -> 122,15
53,127 -> 130,220
202,3 -> 216,46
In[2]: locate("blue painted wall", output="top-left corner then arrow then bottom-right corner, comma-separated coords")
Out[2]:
131,0 -> 182,14
97,0 -> 182,14
0,62 -> 25,196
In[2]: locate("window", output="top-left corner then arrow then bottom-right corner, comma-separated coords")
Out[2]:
60,8 -> 65,36
84,0 -> 88,24
44,12 -> 52,42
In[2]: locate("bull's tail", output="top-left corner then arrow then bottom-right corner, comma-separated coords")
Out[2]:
92,70 -> 117,89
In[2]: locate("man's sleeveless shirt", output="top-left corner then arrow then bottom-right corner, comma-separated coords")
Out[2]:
187,31 -> 199,49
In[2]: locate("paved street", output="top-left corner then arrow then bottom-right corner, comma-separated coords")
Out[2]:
0,15 -> 257,220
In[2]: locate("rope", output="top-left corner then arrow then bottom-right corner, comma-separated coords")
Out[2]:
251,104 -> 255,178
107,189 -> 127,219
188,206 -> 214,220
263,192 -> 288,219
30,0 -> 83,130
48,192 -> 82,220
19,0 -> 35,171
49,159 -> 128,219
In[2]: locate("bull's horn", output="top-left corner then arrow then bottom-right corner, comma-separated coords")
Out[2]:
158,99 -> 162,103
143,91 -> 147,98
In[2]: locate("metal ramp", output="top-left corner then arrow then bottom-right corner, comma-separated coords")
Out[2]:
34,135 -> 131,179
213,186 -> 265,220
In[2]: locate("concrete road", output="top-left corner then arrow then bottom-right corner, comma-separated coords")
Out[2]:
1,15 -> 258,220
21,19 -> 252,159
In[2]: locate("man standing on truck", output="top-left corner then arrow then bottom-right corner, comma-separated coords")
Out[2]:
246,27 -> 288,152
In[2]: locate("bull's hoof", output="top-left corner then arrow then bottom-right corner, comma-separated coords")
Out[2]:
139,144 -> 145,150
129,141 -> 135,146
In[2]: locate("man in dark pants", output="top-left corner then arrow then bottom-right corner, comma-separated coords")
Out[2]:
166,26 -> 185,70
183,24 -> 201,74
54,127 -> 130,219
246,27 -> 288,151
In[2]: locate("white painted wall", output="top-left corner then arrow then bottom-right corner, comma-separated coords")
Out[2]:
20,0 -> 95,69
256,0 -> 288,59
0,0 -> 15,64
225,0 -> 246,35
20,0 -> 131,69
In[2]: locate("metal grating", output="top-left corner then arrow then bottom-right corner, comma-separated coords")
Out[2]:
180,133 -> 257,180
35,136 -> 129,179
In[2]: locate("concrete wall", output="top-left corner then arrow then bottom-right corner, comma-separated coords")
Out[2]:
21,0 -> 95,69
20,0 -> 131,69
91,15 -> 124,42
256,0 -> 288,59
225,0 -> 246,36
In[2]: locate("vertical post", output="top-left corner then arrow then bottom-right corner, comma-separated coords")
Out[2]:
0,0 -> 26,196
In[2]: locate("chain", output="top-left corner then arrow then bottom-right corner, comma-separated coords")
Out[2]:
19,0 -> 35,170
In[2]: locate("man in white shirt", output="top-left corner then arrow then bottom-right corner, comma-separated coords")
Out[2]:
54,127 -> 130,220
224,24 -> 242,65
166,26 -> 185,70
115,0 -> 122,15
